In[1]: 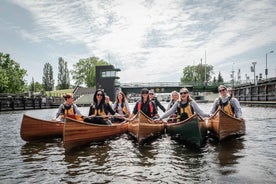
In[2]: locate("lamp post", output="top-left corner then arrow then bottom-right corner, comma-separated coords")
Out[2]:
251,62 -> 257,85
265,50 -> 274,79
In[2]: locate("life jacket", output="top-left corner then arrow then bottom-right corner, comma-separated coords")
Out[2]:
216,96 -> 234,117
177,101 -> 194,121
138,101 -> 154,117
61,104 -> 75,118
115,102 -> 130,117
61,104 -> 82,120
93,103 -> 108,119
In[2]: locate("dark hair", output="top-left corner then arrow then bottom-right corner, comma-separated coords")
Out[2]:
93,89 -> 106,105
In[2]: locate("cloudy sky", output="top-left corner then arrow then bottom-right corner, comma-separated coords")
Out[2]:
1,0 -> 276,85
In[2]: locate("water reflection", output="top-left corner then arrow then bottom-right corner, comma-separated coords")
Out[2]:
211,138 -> 245,175
20,139 -> 62,162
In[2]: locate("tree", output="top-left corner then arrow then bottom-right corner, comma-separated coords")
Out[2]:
57,57 -> 70,90
42,62 -> 54,91
181,63 -> 213,85
217,72 -> 224,84
0,52 -> 27,93
71,57 -> 109,87
29,77 -> 43,92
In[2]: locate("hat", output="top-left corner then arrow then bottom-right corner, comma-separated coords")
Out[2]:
141,88 -> 149,94
149,89 -> 154,94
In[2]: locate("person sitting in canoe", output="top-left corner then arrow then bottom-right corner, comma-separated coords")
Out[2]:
84,89 -> 123,125
129,88 -> 159,119
166,90 -> 180,123
149,89 -> 166,113
53,93 -> 83,121
112,91 -> 131,122
155,88 -> 209,122
209,85 -> 243,119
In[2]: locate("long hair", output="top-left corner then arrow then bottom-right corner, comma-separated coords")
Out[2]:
114,91 -> 128,110
93,89 -> 106,108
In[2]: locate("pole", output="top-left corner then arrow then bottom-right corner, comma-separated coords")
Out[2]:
265,50 -> 274,79
205,50 -> 207,85
265,53 -> 268,79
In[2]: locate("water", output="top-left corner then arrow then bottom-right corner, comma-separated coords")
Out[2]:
0,103 -> 275,183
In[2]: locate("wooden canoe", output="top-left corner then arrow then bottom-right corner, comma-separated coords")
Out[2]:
165,114 -> 207,147
63,117 -> 129,151
127,111 -> 165,144
20,114 -> 64,141
207,109 -> 245,141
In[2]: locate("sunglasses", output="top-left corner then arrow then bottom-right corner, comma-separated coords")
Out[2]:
149,93 -> 154,95
180,92 -> 188,95
97,93 -> 103,96
219,88 -> 226,92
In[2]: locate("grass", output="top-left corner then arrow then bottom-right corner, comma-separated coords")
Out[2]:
45,89 -> 74,97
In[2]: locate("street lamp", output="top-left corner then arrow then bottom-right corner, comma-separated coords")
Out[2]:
251,62 -> 257,85
265,50 -> 274,79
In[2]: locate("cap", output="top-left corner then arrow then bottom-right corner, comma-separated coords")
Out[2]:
149,89 -> 155,94
141,88 -> 149,94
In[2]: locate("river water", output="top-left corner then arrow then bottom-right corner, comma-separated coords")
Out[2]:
0,103 -> 275,183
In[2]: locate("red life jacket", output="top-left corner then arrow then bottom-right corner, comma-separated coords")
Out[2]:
137,101 -> 154,117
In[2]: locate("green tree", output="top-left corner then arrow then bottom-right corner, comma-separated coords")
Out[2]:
0,52 -> 27,93
71,57 -> 109,87
42,62 -> 54,91
29,77 -> 43,92
57,57 -> 70,90
217,72 -> 224,84
181,63 -> 213,85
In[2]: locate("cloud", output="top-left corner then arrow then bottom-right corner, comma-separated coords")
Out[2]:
2,0 -> 276,84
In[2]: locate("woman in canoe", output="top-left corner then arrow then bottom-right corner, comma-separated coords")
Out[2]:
130,88 -> 159,119
156,88 -> 209,122
209,85 -> 243,119
112,91 -> 131,122
84,89 -> 122,125
54,93 -> 83,121
165,90 -> 180,123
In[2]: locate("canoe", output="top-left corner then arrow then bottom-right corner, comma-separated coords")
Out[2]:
165,114 -> 207,147
127,111 -> 165,144
63,117 -> 129,151
20,114 -> 64,141
207,109 -> 246,141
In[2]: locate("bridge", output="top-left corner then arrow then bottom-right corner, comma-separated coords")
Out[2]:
119,82 -> 218,94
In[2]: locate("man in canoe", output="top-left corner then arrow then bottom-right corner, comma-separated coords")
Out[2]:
209,85 -> 243,119
84,89 -> 125,125
53,93 -> 83,121
149,89 -> 166,113
130,88 -> 159,119
155,88 -> 209,122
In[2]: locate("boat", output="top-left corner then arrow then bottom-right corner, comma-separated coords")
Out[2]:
63,117 -> 129,151
165,114 -> 207,147
127,111 -> 165,144
207,109 -> 246,141
20,114 -> 64,141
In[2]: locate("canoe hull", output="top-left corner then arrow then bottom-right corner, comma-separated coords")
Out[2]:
207,109 -> 245,141
63,118 -> 129,151
128,112 -> 165,144
20,114 -> 64,141
166,114 -> 207,147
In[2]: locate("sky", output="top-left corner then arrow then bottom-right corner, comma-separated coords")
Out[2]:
1,0 -> 276,85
